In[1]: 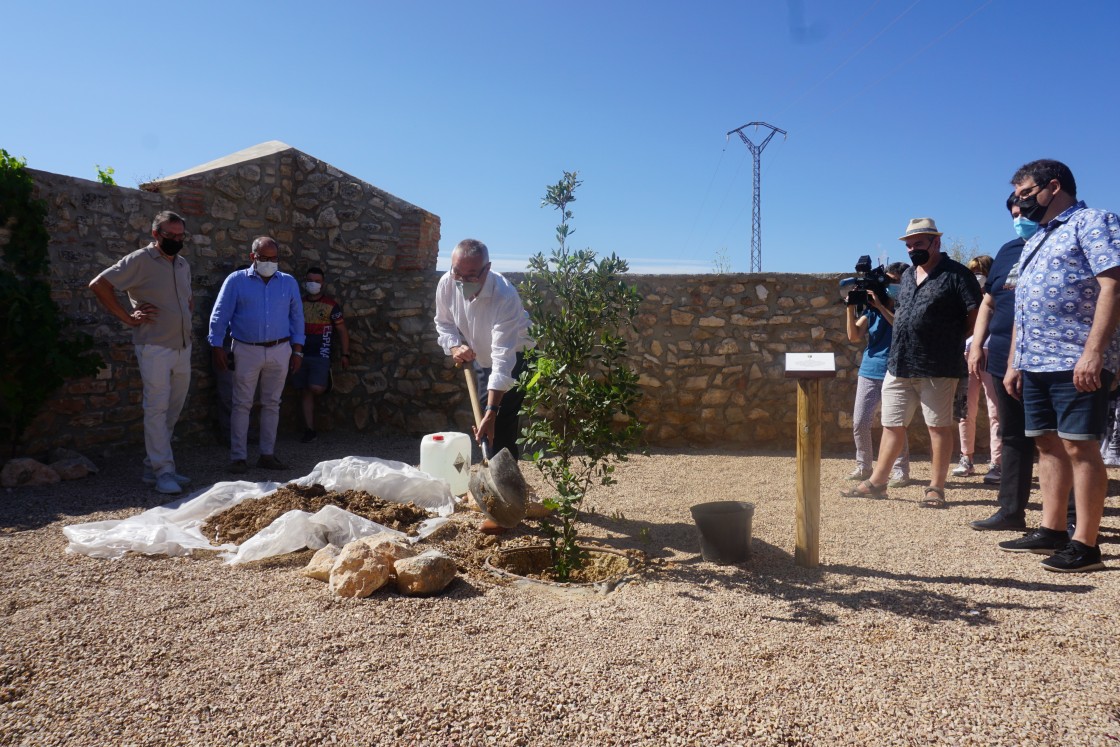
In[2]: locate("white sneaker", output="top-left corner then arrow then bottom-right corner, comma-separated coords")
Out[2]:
143,471 -> 191,486
155,473 -> 183,495
846,467 -> 872,481
951,456 -> 975,477
888,471 -> 912,488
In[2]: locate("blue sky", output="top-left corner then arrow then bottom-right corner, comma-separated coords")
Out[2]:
4,1 -> 1118,274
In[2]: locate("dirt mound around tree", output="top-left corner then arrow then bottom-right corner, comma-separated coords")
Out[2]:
201,483 -> 433,546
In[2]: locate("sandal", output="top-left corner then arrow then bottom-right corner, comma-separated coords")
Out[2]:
920,486 -> 948,509
839,479 -> 888,499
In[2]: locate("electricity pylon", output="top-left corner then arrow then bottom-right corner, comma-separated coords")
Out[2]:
727,122 -> 787,272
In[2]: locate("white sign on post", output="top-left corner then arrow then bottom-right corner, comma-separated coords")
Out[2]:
783,352 -> 836,378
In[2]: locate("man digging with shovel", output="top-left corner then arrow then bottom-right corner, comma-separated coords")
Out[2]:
434,239 -> 534,531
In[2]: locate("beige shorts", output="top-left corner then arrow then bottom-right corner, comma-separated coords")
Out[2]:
880,372 -> 958,428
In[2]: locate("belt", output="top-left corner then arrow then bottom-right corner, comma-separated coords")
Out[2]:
235,337 -> 290,347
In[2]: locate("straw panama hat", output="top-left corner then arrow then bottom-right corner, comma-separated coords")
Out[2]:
899,218 -> 943,240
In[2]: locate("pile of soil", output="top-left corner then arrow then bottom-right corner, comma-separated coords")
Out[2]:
200,483 -> 432,545
197,480 -> 634,585
201,479 -> 512,582
419,518 -> 504,581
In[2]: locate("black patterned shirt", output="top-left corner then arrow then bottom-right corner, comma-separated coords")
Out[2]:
888,253 -> 983,378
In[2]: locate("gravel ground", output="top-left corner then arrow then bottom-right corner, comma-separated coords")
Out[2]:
2,430 -> 1119,746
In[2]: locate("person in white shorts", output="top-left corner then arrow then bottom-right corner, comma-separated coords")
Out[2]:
841,218 -> 982,507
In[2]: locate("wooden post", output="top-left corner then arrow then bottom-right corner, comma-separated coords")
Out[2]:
784,353 -> 835,570
795,379 -> 821,568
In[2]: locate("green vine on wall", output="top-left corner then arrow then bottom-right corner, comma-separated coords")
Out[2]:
95,165 -> 116,186
0,149 -> 104,456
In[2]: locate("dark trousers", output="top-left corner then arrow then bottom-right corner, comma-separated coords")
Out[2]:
474,353 -> 527,459
993,377 -> 1034,520
993,376 -> 1076,523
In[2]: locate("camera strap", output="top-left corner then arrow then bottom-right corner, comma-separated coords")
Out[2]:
1018,223 -> 1059,274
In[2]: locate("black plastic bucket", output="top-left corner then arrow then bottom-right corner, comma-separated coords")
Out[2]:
690,501 -> 755,564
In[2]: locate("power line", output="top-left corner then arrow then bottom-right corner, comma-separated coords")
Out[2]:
694,147 -> 749,257
682,144 -> 729,257
777,0 -> 924,117
822,0 -> 997,118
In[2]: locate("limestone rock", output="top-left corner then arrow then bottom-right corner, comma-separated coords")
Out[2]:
317,207 -> 340,228
1,458 -> 61,487
237,164 -> 261,182
211,196 -> 238,220
329,542 -> 391,598
394,550 -> 457,596
302,544 -> 341,581
47,447 -> 98,470
358,532 -> 416,565
49,458 -> 95,481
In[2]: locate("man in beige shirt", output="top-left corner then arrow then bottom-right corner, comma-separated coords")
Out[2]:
89,210 -> 193,495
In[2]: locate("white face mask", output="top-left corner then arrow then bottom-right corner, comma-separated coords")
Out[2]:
256,261 -> 278,278
455,279 -> 483,299
975,274 -> 987,287
304,281 -> 322,295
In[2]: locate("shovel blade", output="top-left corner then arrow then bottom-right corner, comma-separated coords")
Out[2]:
468,448 -> 528,528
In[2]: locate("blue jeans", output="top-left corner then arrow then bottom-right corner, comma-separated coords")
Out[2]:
1023,370 -> 1113,440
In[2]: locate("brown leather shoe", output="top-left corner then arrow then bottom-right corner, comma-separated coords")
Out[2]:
256,454 -> 288,471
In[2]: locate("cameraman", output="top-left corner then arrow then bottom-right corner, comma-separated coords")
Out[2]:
845,262 -> 912,487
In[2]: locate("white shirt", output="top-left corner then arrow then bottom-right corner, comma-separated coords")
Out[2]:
434,270 -> 534,391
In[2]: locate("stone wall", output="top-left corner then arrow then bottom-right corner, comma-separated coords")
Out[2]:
19,155 -> 443,455
15,165 -> 987,460
619,274 -> 964,455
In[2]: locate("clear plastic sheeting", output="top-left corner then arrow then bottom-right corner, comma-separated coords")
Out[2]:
62,479 -> 276,560
63,457 -> 455,562
293,456 -> 456,517
223,504 -> 449,565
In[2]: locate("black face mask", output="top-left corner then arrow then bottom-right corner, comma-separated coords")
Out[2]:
1017,193 -> 1050,224
908,249 -> 930,266
159,238 -> 184,256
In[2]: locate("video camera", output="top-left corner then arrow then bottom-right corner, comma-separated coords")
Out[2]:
840,255 -> 891,313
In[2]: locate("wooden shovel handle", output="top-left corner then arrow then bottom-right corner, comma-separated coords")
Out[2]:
463,365 -> 484,429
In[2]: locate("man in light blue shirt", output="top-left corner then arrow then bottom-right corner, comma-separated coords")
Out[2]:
208,237 -> 305,473
999,159 -> 1120,572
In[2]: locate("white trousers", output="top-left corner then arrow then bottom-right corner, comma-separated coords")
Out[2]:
230,342 -> 290,460
135,344 -> 191,477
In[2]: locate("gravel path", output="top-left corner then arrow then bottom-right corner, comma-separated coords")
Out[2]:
2,430 -> 1119,746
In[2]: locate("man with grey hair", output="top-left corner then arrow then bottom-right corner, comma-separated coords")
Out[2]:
208,237 -> 304,474
434,239 -> 533,460
89,210 -> 193,495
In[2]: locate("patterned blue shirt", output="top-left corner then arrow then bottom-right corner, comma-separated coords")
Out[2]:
1013,201 -> 1120,373
207,266 -> 306,348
